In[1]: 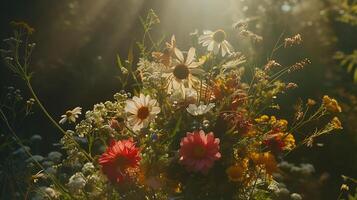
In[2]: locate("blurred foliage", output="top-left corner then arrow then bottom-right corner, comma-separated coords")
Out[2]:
334,50 -> 357,82
333,0 -> 357,25
331,0 -> 357,82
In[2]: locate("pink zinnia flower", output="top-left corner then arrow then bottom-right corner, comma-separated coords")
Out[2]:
99,139 -> 140,184
179,130 -> 221,173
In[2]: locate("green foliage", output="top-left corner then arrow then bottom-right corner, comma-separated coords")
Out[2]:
334,50 -> 357,82
333,0 -> 357,25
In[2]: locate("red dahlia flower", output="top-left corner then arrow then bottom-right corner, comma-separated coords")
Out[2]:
99,139 -> 140,184
179,130 -> 221,173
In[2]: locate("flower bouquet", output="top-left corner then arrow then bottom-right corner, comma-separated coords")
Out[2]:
1,12 -> 343,200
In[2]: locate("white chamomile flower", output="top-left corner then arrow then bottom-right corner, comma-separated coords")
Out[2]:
125,94 -> 161,131
198,29 -> 234,57
59,107 -> 82,124
186,103 -> 215,116
162,47 -> 204,96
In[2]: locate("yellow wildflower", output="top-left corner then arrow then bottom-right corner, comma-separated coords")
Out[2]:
250,152 -> 278,174
174,182 -> 182,193
330,117 -> 343,130
274,119 -> 288,131
255,115 -> 270,123
283,133 -> 296,150
226,159 -> 248,182
269,116 -> 277,125
307,98 -> 316,106
322,95 -> 342,113
340,184 -> 349,191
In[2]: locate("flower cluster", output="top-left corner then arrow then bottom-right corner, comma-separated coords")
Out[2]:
14,21 -> 343,199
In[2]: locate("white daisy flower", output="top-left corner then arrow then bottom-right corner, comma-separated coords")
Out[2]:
198,29 -> 234,57
162,47 -> 204,96
186,103 -> 215,116
125,94 -> 161,131
59,107 -> 82,124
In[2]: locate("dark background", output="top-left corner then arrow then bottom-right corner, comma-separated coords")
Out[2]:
1,0 -> 356,199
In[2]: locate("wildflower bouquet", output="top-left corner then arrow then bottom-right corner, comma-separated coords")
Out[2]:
1,13 -> 343,200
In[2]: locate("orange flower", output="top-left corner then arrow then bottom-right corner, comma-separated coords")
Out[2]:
226,160 -> 248,182
250,152 -> 278,174
152,35 -> 177,67
330,117 -> 343,130
322,95 -> 342,113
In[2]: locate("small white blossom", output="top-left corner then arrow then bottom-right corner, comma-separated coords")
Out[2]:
186,103 -> 215,116
59,107 -> 82,124
170,88 -> 198,104
82,162 -> 95,175
199,29 -> 234,57
67,172 -> 86,194
31,187 -> 59,200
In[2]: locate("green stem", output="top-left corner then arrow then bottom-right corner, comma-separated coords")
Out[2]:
25,79 -> 93,162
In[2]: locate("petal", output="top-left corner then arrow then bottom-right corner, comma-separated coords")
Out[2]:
144,95 -> 151,106
224,40 -> 234,52
59,118 -> 67,124
190,68 -> 205,75
151,106 -> 161,114
213,42 -> 220,55
207,41 -> 215,51
199,35 -> 213,45
125,101 -> 138,114
203,30 -> 213,35
175,48 -> 184,63
149,99 -> 158,107
185,47 -> 196,66
221,44 -> 227,57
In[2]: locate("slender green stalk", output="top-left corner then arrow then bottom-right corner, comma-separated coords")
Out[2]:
25,79 -> 93,162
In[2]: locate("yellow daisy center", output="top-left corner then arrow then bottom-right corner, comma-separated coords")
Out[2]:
213,29 -> 226,43
137,106 -> 150,120
173,64 -> 190,80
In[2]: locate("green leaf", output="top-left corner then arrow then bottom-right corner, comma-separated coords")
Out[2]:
170,115 -> 182,138
116,54 -> 123,68
354,68 -> 357,82
347,61 -> 355,73
128,44 -> 134,66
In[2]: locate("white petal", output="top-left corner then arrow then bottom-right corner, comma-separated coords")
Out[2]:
213,42 -> 220,55
151,106 -> 161,114
203,30 -> 213,35
185,47 -> 196,65
59,117 -> 67,124
221,44 -> 227,57
190,68 -> 205,75
144,95 -> 151,106
207,41 -> 215,51
198,35 -> 212,44
132,96 -> 141,106
224,40 -> 234,53
149,99 -> 158,107
175,48 -> 184,63
125,101 -> 138,114
202,38 -> 213,46
139,93 -> 146,104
